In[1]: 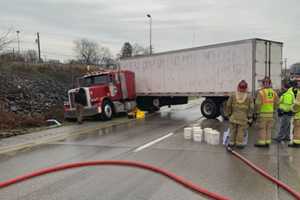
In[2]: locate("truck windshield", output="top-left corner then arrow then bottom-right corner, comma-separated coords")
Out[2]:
79,75 -> 109,87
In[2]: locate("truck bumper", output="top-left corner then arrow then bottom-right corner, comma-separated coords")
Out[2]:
64,106 -> 101,119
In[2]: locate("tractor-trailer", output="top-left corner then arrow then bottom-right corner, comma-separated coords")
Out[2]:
120,38 -> 283,119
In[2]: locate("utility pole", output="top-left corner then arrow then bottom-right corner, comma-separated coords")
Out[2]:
36,32 -> 41,63
16,30 -> 20,54
146,14 -> 152,55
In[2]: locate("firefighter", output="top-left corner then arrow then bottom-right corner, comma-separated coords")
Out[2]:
74,88 -> 86,124
255,77 -> 278,147
290,82 -> 300,147
226,80 -> 254,148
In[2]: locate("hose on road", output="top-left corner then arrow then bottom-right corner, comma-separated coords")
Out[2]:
0,160 -> 230,200
227,147 -> 300,200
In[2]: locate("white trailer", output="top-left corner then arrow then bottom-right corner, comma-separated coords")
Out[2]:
120,38 -> 283,118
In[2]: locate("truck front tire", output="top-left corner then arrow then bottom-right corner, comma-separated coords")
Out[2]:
201,98 -> 220,119
102,100 -> 113,120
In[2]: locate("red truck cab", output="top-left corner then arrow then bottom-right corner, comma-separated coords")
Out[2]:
64,70 -> 136,120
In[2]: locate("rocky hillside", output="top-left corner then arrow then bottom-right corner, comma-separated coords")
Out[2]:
0,62 -> 88,130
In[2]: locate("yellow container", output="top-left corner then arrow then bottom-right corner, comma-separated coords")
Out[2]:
136,109 -> 145,119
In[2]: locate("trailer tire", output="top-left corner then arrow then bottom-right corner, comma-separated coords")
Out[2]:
219,101 -> 229,120
101,100 -> 113,120
201,99 -> 220,119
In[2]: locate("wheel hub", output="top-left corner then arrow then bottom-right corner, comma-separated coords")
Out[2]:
104,104 -> 112,117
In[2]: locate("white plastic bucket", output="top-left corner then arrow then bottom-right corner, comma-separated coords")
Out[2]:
193,126 -> 202,132
204,128 -> 212,143
193,127 -> 203,142
184,127 -> 193,139
210,130 -> 220,145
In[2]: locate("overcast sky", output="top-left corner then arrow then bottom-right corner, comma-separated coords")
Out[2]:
1,0 -> 299,64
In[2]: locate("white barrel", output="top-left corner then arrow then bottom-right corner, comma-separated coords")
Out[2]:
184,127 -> 193,139
210,130 -> 220,145
192,126 -> 202,132
204,128 -> 212,143
193,127 -> 203,142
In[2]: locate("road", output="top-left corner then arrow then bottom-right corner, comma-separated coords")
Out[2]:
0,103 -> 299,200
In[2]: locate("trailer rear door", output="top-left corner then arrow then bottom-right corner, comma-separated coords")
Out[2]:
255,40 -> 282,90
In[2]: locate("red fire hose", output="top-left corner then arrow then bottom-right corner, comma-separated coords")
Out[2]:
227,147 -> 300,200
0,160 -> 230,200
1,152 -> 299,199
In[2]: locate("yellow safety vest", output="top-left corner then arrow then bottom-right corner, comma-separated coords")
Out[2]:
259,88 -> 276,113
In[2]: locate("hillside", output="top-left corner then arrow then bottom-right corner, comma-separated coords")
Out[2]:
0,62 -> 88,131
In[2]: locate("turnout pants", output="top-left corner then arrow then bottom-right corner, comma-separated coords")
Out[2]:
229,123 -> 247,146
257,118 -> 273,145
292,120 -> 300,144
76,104 -> 84,123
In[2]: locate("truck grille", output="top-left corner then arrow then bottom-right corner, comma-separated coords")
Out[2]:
69,89 -> 88,108
69,92 -> 76,108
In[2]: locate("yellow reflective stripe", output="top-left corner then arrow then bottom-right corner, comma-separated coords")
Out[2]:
293,139 -> 300,144
266,140 -> 271,144
257,140 -> 266,145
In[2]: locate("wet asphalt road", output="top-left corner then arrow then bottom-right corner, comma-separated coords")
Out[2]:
0,104 -> 299,200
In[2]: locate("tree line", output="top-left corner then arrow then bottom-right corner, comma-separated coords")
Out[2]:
0,29 -> 151,67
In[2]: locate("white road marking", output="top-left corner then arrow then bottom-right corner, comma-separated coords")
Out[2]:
133,133 -> 174,152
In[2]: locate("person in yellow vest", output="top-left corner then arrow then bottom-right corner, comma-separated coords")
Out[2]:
226,80 -> 254,148
290,83 -> 300,147
274,81 -> 295,143
255,77 -> 279,147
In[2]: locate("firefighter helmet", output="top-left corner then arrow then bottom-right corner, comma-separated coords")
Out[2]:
237,80 -> 248,92
262,77 -> 272,88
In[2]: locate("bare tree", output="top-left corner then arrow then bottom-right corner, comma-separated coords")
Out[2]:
132,43 -> 150,56
24,49 -> 38,63
73,38 -> 100,65
98,46 -> 112,65
73,38 -> 113,66
0,29 -> 13,52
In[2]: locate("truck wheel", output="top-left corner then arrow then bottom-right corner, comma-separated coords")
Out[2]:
201,98 -> 220,119
102,100 -> 113,120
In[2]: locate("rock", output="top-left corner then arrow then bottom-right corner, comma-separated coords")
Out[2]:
10,105 -> 18,112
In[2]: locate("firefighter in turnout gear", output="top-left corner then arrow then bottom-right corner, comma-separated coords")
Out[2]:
74,88 -> 87,124
255,77 -> 278,147
226,80 -> 254,148
290,83 -> 300,147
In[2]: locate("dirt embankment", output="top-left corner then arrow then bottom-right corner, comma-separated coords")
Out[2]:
0,62 -> 89,132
